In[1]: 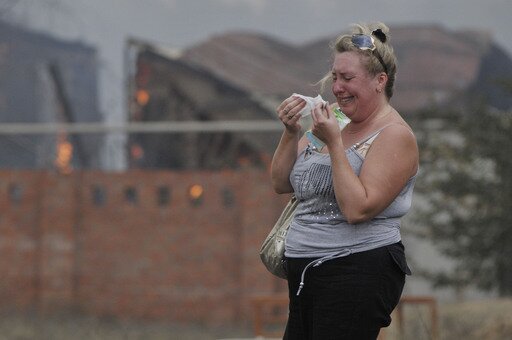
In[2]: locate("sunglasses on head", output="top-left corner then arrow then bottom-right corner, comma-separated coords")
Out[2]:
351,34 -> 388,74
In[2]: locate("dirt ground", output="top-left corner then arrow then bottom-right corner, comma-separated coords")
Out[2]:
0,298 -> 511,340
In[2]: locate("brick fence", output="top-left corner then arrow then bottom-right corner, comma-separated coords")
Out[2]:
0,169 -> 289,327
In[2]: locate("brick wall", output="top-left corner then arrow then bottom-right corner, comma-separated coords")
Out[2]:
0,169 -> 289,327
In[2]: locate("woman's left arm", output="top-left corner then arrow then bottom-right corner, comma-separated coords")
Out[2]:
311,105 -> 418,224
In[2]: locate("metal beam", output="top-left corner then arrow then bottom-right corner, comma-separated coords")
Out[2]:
0,120 -> 283,134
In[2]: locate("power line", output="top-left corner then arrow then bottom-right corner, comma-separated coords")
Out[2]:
0,120 -> 283,134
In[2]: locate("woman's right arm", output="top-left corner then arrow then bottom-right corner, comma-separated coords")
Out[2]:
271,130 -> 300,193
271,96 -> 307,194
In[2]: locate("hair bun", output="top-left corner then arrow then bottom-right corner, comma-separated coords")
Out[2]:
372,29 -> 387,43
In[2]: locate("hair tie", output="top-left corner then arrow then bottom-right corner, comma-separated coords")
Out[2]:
372,29 -> 387,43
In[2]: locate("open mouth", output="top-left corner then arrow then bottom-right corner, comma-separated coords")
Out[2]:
338,96 -> 354,105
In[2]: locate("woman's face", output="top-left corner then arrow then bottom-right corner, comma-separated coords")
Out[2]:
331,51 -> 381,121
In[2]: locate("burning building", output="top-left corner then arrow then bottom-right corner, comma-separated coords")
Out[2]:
127,40 -> 281,170
0,20 -> 102,171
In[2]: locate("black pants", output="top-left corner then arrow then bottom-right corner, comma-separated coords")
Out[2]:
283,242 -> 411,340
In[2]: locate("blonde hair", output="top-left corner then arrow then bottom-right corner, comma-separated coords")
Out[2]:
320,22 -> 397,99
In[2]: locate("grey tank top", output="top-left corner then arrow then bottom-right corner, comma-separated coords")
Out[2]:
285,130 -> 417,258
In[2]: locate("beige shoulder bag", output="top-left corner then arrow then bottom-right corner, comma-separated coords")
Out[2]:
259,196 -> 298,279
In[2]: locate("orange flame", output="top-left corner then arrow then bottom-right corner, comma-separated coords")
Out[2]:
136,89 -> 150,106
55,134 -> 73,174
189,184 -> 204,199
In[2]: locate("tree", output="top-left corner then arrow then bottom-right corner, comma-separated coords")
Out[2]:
414,85 -> 512,296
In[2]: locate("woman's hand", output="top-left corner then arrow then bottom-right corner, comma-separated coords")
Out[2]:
277,95 -> 307,134
311,102 -> 342,147
271,95 -> 308,194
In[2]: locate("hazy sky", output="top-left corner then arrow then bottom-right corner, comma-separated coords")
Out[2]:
6,0 -> 512,169
9,0 -> 512,51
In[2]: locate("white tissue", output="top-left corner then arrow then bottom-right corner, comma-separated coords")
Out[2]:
292,93 -> 327,117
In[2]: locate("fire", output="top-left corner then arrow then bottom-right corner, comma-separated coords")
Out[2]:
136,89 -> 150,106
130,143 -> 144,160
189,184 -> 203,199
55,134 -> 73,174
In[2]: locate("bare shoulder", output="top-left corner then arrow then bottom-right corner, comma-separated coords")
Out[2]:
368,122 -> 419,172
380,122 -> 416,143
